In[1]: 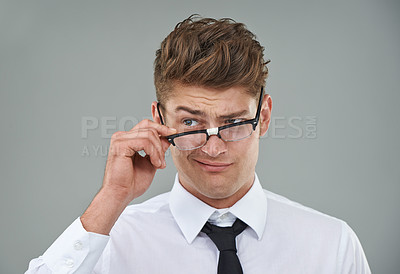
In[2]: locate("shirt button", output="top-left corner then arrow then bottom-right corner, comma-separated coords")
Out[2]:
65,259 -> 74,268
74,240 -> 83,250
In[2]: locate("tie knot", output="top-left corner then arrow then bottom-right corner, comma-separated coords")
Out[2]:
202,219 -> 247,252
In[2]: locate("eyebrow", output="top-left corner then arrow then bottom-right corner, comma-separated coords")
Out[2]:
174,106 -> 206,116
174,106 -> 250,119
219,110 -> 250,120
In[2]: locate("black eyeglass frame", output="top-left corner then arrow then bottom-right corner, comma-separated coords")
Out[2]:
157,87 -> 264,148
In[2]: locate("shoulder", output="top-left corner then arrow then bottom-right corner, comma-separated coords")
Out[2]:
111,192 -> 173,233
262,189 -> 366,256
261,189 -> 370,272
263,188 -> 347,236
123,192 -> 171,215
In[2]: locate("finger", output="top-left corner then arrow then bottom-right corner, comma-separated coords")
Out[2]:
139,138 -> 164,168
118,129 -> 165,166
111,131 -> 164,168
147,127 -> 171,154
161,137 -> 171,152
145,128 -> 171,166
132,131 -> 165,168
132,119 -> 177,136
145,128 -> 166,167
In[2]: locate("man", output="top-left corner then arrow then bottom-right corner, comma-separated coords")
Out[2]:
26,15 -> 370,273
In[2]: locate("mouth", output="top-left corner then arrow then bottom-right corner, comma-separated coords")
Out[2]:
194,159 -> 233,172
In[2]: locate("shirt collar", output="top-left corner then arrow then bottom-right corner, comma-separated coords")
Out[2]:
169,173 -> 268,244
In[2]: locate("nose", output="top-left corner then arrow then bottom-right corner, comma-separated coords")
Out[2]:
200,135 -> 227,157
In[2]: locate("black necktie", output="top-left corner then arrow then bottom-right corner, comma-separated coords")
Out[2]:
201,218 -> 248,274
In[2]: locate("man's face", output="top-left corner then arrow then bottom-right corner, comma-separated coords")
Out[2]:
152,84 -> 271,208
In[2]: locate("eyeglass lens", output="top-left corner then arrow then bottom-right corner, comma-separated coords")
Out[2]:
174,123 -> 253,150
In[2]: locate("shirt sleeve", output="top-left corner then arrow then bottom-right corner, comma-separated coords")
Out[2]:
336,221 -> 371,274
25,217 -> 110,274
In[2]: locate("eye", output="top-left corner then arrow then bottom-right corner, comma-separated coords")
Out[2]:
226,118 -> 243,124
183,119 -> 199,127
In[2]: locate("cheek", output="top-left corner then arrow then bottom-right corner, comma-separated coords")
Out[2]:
171,146 -> 204,161
170,147 -> 181,163
235,136 -> 259,163
171,147 -> 190,166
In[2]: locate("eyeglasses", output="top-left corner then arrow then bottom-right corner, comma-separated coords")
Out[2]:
157,87 -> 264,151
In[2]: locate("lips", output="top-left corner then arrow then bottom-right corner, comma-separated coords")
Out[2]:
194,159 -> 233,172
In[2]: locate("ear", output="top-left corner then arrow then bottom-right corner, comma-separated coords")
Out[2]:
259,94 -> 272,137
151,101 -> 162,125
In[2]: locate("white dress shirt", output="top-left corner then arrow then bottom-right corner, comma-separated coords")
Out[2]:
26,173 -> 371,274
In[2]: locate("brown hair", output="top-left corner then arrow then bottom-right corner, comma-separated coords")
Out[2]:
154,15 -> 270,104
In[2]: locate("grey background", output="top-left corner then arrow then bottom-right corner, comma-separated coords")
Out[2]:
1,0 -> 399,273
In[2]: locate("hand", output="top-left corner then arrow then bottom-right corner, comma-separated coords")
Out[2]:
81,119 -> 176,234
103,119 -> 176,203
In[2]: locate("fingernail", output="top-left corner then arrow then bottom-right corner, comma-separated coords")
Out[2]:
169,128 -> 177,133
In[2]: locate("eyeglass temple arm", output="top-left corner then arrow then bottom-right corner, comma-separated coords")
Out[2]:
252,86 -> 264,129
156,103 -> 165,125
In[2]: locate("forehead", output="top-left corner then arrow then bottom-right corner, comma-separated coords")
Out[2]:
164,85 -> 257,115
